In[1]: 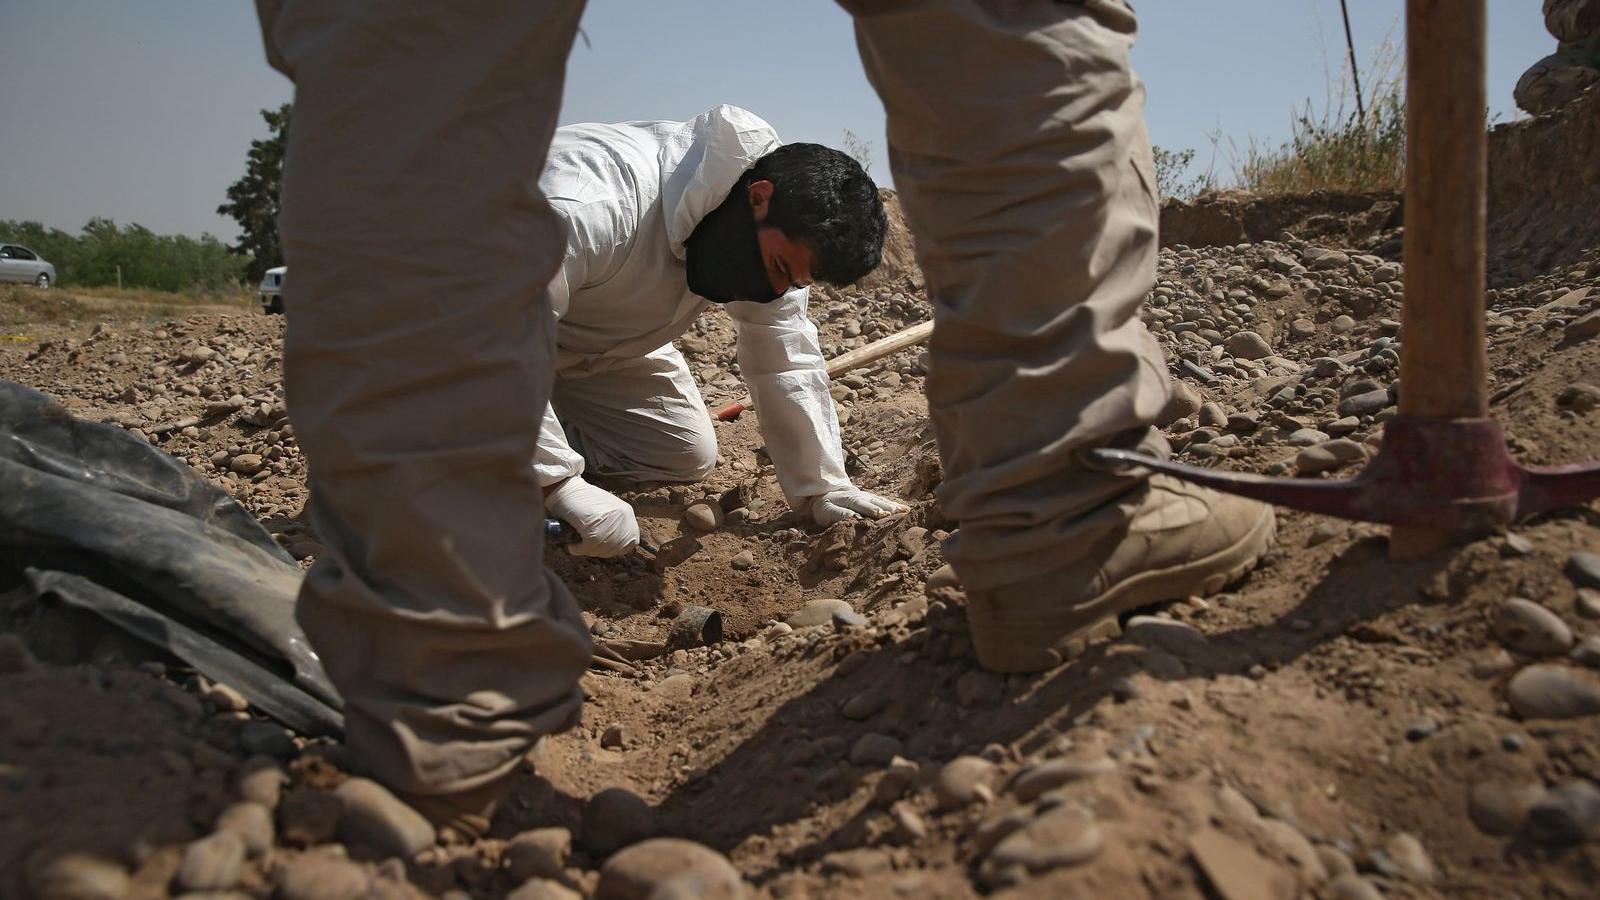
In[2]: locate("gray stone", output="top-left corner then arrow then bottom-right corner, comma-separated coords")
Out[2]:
275,855 -> 370,900
935,756 -> 997,809
597,838 -> 746,900
237,721 -> 295,758
988,805 -> 1102,872
1009,756 -> 1116,802
849,733 -> 903,767
1565,309 -> 1600,342
175,832 -> 245,892
582,787 -> 656,856
1224,331 -> 1273,360
506,828 -> 572,882
1289,318 -> 1316,339
1507,665 -> 1600,719
1302,248 -> 1350,269
1287,428 -> 1330,446
1307,522 -> 1343,547
1329,315 -> 1357,334
1404,717 -> 1439,741
1337,389 -> 1390,418
1123,615 -> 1208,653
215,802 -> 274,858
1198,402 -> 1228,427
1578,588 -> 1600,619
785,598 -> 856,628
729,550 -> 754,571
1568,552 -> 1600,590
1526,781 -> 1600,845
1296,439 -> 1366,474
334,777 -> 436,859
1325,415 -> 1360,436
1493,598 -> 1574,656
1468,781 -> 1544,835
1160,381 -> 1205,425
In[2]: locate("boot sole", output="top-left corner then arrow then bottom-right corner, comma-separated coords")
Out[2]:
971,505 -> 1277,673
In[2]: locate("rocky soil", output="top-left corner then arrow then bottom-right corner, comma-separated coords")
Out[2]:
4,114 -> 1600,898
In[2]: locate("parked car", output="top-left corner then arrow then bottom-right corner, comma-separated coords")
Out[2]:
0,243 -> 57,289
259,266 -> 286,314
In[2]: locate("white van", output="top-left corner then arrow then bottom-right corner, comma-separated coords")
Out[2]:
259,266 -> 286,314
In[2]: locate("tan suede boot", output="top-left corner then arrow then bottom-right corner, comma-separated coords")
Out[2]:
963,474 -> 1275,673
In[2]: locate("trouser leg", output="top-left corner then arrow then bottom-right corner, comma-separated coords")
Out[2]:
256,0 -> 591,797
552,345 -> 720,483
846,0 -> 1171,591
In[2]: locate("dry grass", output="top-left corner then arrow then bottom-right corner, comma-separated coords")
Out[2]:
0,283 -> 258,336
1214,32 -> 1406,196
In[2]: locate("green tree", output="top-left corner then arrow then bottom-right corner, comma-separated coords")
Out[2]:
218,104 -> 290,283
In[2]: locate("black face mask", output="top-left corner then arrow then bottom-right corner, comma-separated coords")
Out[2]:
684,180 -> 780,304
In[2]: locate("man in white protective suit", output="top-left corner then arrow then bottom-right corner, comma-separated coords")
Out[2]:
535,106 -> 907,558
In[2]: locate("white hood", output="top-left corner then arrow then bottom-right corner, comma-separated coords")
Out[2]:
655,105 -> 781,259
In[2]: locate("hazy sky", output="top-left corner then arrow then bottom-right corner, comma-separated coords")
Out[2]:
0,1 -> 1553,243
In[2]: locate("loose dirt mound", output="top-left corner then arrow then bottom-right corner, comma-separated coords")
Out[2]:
4,176 -> 1600,896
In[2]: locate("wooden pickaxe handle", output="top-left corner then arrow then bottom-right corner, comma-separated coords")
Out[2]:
711,319 -> 935,421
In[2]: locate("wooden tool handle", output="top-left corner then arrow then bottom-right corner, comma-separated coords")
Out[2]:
711,319 -> 935,421
1391,0 -> 1488,559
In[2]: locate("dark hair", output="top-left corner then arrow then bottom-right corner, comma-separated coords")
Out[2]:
747,143 -> 886,286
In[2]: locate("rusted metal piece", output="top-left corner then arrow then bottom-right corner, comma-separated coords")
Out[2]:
1087,417 -> 1600,529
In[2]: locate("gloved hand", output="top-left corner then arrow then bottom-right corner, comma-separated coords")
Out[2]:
810,488 -> 909,526
546,477 -> 639,557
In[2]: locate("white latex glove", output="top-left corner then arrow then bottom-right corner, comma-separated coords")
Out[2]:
546,477 -> 639,558
810,488 -> 910,526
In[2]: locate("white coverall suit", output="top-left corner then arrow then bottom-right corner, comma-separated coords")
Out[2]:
257,0 -> 1173,801
535,106 -> 892,556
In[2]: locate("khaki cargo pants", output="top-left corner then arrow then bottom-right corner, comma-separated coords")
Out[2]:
258,0 -> 1166,797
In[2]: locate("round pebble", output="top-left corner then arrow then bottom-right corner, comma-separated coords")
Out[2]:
333,777 -> 436,859
216,801 -> 274,858
1492,598 -> 1573,656
505,827 -> 572,882
1009,756 -> 1116,803
1507,664 -> 1600,719
597,838 -> 746,900
848,732 -> 903,767
935,756 -> 997,809
1526,780 -> 1600,845
275,854 -> 370,900
785,598 -> 857,628
175,832 -> 245,892
582,787 -> 656,856
988,805 -> 1102,872
27,852 -> 129,900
